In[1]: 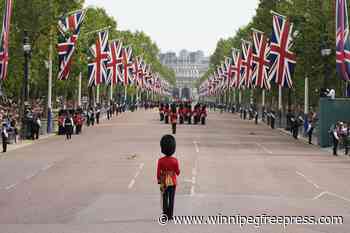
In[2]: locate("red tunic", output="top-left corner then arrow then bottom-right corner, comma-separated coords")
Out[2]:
157,156 -> 180,186
170,112 -> 178,124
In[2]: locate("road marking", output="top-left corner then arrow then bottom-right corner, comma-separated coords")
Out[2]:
256,143 -> 273,154
313,191 -> 350,203
296,171 -> 320,189
5,183 -> 18,191
327,191 -> 350,203
25,172 -> 38,181
41,163 -> 54,171
313,191 -> 328,200
193,141 -> 200,153
128,163 -> 144,189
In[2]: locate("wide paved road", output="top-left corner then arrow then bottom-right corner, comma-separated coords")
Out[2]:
0,109 -> 349,233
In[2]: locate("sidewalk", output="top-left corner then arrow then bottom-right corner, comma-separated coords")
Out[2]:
4,133 -> 57,153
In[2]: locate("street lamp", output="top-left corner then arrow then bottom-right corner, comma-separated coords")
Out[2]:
21,30 -> 31,139
23,30 -> 31,103
321,44 -> 331,92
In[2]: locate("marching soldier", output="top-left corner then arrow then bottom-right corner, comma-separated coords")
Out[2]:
201,105 -> 207,125
164,104 -> 170,124
170,104 -> 178,134
178,104 -> 184,124
186,104 -> 192,125
159,103 -> 165,121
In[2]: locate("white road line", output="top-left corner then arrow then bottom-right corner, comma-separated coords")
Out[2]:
193,141 -> 200,153
128,163 -> 144,189
313,191 -> 328,200
256,143 -> 273,154
25,172 -> 38,181
327,192 -> 350,203
128,179 -> 135,189
296,171 -> 320,189
5,183 -> 18,191
41,164 -> 54,171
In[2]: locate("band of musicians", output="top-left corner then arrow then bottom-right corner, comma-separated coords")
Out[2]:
159,102 -> 208,134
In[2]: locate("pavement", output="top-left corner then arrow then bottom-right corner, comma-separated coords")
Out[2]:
0,109 -> 349,233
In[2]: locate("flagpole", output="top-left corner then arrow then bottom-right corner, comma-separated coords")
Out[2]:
96,85 -> 100,106
78,73 -> 82,106
124,85 -> 127,103
47,0 -> 53,134
278,86 -> 282,111
110,82 -> 113,102
304,76 -> 309,114
262,89 -> 266,107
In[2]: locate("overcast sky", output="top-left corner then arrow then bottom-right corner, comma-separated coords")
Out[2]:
84,0 -> 259,56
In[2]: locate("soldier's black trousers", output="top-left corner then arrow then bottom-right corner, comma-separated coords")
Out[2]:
172,123 -> 176,134
162,186 -> 176,220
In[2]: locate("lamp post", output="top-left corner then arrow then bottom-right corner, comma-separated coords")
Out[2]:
321,46 -> 331,90
23,31 -> 31,103
21,30 -> 31,139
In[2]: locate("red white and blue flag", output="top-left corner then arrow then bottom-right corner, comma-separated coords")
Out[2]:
57,9 -> 86,80
88,30 -> 110,86
268,12 -> 296,88
231,49 -> 243,89
336,0 -> 350,81
132,56 -> 144,88
121,46 -> 133,86
241,40 -> 254,89
252,30 -> 271,89
106,40 -> 123,85
0,0 -> 13,81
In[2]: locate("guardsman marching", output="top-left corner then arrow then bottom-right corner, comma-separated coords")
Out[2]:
201,105 -> 207,125
164,104 -> 170,124
178,104 -> 184,124
170,104 -> 178,134
186,104 -> 192,125
159,103 -> 165,121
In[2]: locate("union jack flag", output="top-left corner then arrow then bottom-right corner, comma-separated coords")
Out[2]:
121,46 -> 133,86
106,40 -> 123,85
57,9 -> 86,80
268,12 -> 296,88
231,49 -> 243,89
336,0 -> 350,81
132,56 -> 144,88
88,30 -> 110,86
252,30 -> 271,89
241,40 -> 254,89
0,0 -> 13,81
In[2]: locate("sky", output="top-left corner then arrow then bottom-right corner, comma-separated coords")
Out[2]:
84,0 -> 259,56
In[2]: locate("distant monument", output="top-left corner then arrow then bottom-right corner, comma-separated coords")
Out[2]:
160,50 -> 209,100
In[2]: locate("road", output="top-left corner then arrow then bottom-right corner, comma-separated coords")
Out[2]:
0,109 -> 349,233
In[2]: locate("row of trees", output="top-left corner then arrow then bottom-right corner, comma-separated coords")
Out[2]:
199,0 -> 340,110
0,0 -> 175,105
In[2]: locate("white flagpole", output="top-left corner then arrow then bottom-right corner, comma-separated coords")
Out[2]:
96,85 -> 100,105
109,82 -> 113,102
304,76 -> 309,114
124,85 -> 127,103
78,73 -> 82,106
278,86 -> 283,111
262,89 -> 266,107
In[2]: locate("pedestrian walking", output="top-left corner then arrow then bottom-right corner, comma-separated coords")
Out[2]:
340,122 -> 349,155
2,123 -> 8,153
159,103 -> 164,121
157,135 -> 180,221
64,114 -> 74,140
332,122 -> 341,156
